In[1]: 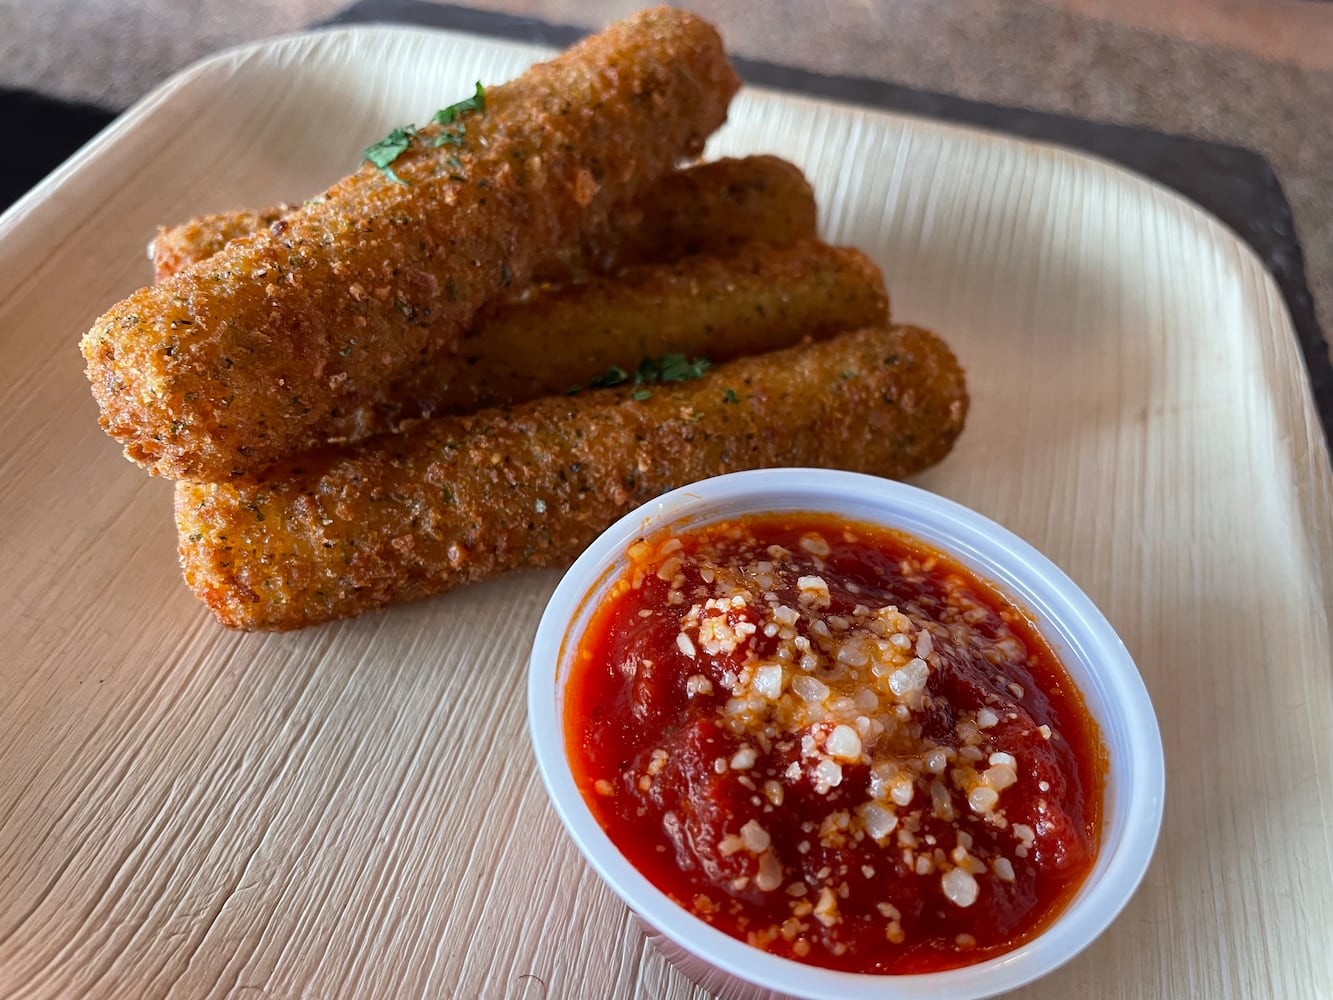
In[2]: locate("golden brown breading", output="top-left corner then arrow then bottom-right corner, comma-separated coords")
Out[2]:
83,7 -> 740,482
301,239 -> 890,439
429,240 -> 887,415
150,205 -> 289,281
149,156 -> 816,283
175,326 -> 967,631
532,154 -> 818,283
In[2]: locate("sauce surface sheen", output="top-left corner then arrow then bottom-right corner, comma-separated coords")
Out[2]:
566,512 -> 1103,973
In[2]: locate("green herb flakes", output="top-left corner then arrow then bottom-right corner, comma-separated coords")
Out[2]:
363,125 -> 417,185
626,353 -> 713,388
572,353 -> 712,396
722,387 -> 739,404
430,82 -> 486,150
431,123 -> 465,148
650,353 -> 711,383
631,388 -> 654,401
363,83 -> 486,184
590,365 -> 631,388
432,82 -> 486,125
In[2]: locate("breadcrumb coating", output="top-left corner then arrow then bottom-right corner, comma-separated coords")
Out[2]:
83,6 -> 740,481
149,156 -> 816,283
175,326 -> 968,630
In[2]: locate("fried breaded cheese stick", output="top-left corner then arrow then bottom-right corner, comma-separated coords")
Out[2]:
532,154 -> 818,283
149,156 -> 817,283
150,205 -> 289,281
176,326 -> 967,630
83,7 -> 740,481
145,238 -> 886,442
431,240 -> 886,415
323,239 -> 889,437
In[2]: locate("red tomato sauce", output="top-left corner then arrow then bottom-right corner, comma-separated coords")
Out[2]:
565,513 -> 1103,973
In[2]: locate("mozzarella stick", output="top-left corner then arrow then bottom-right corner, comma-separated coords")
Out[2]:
150,205 -> 289,281
149,156 -> 816,283
83,7 -> 740,481
176,326 -> 967,630
333,240 -> 889,436
145,239 -> 886,442
534,154 -> 818,282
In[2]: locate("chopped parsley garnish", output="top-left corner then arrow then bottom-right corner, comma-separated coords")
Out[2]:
631,389 -> 654,401
363,125 -> 417,185
590,366 -> 631,388
570,353 -> 712,397
722,387 -> 739,403
432,82 -> 486,125
363,83 -> 487,184
646,353 -> 712,383
431,125 -> 465,148
431,82 -> 486,151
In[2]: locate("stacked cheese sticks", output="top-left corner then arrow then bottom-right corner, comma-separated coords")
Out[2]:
81,8 -> 968,630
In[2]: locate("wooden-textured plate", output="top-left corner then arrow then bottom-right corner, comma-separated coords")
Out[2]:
0,24 -> 1329,999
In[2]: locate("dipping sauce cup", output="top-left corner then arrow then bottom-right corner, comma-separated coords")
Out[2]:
528,469 -> 1164,1000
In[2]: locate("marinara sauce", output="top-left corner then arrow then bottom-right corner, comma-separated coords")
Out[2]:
566,513 -> 1103,973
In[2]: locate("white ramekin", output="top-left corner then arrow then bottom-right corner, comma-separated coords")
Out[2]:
528,469 -> 1164,1000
